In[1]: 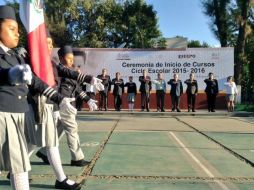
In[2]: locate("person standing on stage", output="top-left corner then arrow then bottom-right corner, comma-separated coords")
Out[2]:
139,69 -> 152,112
168,73 -> 183,112
204,72 -> 219,112
224,76 -> 238,112
112,72 -> 124,111
185,73 -> 198,112
153,73 -> 166,112
125,76 -> 137,111
97,68 -> 111,111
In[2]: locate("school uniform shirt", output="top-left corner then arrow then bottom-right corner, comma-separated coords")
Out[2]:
58,64 -> 90,102
224,82 -> 238,95
112,78 -> 124,96
185,79 -> 198,95
125,82 -> 137,94
0,46 -> 63,113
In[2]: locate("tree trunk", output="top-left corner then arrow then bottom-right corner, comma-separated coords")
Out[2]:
234,0 -> 251,84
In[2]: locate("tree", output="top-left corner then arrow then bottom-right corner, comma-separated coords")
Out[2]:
234,0 -> 253,84
202,0 -> 253,85
202,0 -> 233,47
188,40 -> 210,48
44,0 -> 73,47
121,0 -> 162,48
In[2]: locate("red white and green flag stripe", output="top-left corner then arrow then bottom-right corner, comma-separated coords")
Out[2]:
19,0 -> 55,86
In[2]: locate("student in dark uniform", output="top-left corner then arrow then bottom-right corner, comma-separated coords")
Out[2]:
74,65 -> 84,111
36,45 -> 98,168
0,6 -> 80,190
204,72 -> 219,112
185,73 -> 198,112
124,76 -> 137,111
112,72 -> 124,111
57,45 -> 98,165
97,68 -> 111,111
139,69 -> 152,112
168,73 -> 183,112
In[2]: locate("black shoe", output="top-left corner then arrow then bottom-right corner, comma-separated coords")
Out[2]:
55,178 -> 82,190
161,109 -> 165,112
172,109 -> 175,112
211,109 -> 215,112
71,159 -> 91,167
177,109 -> 181,112
147,109 -> 150,112
36,151 -> 50,165
6,172 -> 10,180
192,109 -> 196,112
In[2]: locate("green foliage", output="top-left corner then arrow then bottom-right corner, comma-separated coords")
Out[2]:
235,103 -> 254,112
42,0 -> 163,48
188,40 -> 210,47
202,0 -> 254,103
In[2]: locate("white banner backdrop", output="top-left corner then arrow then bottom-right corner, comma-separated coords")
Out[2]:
53,47 -> 234,92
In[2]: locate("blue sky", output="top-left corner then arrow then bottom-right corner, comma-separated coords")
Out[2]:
0,0 -> 220,46
146,0 -> 220,46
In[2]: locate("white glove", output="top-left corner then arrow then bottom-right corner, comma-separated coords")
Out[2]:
59,98 -> 77,115
8,64 -> 32,85
91,77 -> 105,91
23,64 -> 32,85
87,99 -> 98,111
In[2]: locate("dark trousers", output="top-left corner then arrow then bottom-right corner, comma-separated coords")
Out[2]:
87,92 -> 96,99
156,90 -> 165,111
187,94 -> 196,110
114,95 -> 122,111
141,92 -> 150,110
75,97 -> 83,111
171,95 -> 180,110
99,91 -> 108,110
206,93 -> 217,111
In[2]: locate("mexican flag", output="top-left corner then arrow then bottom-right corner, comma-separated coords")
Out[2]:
19,0 -> 55,86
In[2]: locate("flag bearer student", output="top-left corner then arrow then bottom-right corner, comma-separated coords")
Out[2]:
97,68 -> 111,111
168,73 -> 183,112
124,76 -> 137,111
152,72 -> 166,112
0,5 -> 81,190
112,72 -> 124,111
139,69 -> 152,112
35,42 -> 101,168
184,73 -> 198,112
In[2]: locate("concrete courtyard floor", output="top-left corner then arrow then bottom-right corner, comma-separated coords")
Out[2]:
1,110 -> 254,190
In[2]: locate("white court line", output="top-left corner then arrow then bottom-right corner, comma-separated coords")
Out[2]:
169,132 -> 230,190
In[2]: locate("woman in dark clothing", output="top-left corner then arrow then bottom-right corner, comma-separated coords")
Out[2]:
204,72 -> 219,112
125,76 -> 137,111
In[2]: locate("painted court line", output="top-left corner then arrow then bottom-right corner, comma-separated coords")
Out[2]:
169,132 -> 230,190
